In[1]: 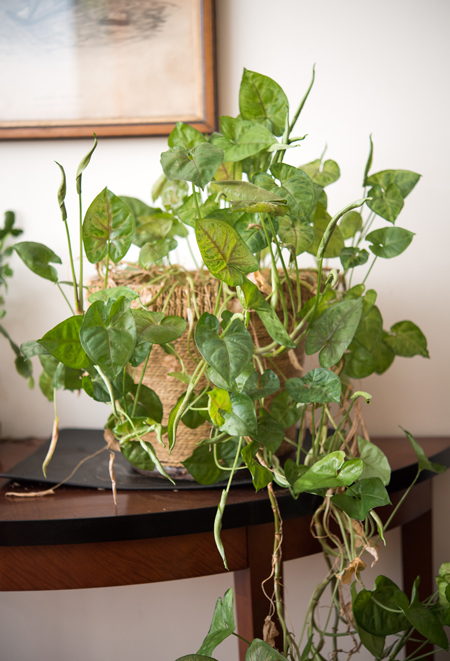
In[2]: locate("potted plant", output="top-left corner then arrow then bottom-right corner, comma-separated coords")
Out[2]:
12,67 -> 448,659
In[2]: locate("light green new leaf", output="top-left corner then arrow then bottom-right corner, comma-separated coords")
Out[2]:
285,368 -> 341,404
211,117 -> 276,162
366,184 -> 404,223
299,159 -> 340,187
305,299 -> 363,368
331,477 -> 391,520
358,436 -> 391,485
139,237 -> 177,268
197,588 -> 235,656
39,315 -> 90,369
239,68 -> 289,136
214,179 -> 285,204
83,187 -> 135,264
230,200 -> 289,216
366,227 -> 414,259
401,427 -> 446,474
208,388 -> 232,427
339,211 -> 363,239
76,134 -> 97,193
194,313 -> 254,385
168,122 -> 207,150
133,309 -> 186,345
366,169 -> 421,198
160,143 -> 224,190
80,297 -> 136,377
14,242 -> 62,283
196,218 -> 258,286
384,320 -> 429,357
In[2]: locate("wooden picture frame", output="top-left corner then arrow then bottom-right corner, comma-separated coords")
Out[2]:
0,0 -> 216,140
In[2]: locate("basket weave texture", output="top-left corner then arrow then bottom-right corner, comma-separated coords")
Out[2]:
89,265 -> 317,466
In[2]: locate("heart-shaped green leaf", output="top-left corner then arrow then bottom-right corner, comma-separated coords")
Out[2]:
270,391 -> 302,428
234,214 -> 278,253
208,388 -> 232,427
39,315 -> 90,369
340,247 -> 369,270
220,392 -> 258,437
14,242 -> 62,283
176,193 -> 218,227
251,410 -> 284,453
196,218 -> 258,285
285,368 -> 341,404
197,588 -> 235,656
83,187 -> 135,264
195,313 -> 253,384
242,369 -> 280,400
366,184 -> 404,223
339,211 -> 363,239
139,237 -> 177,268
239,69 -> 288,137
357,436 -> 391,485
305,299 -> 363,368
353,576 -> 411,636
241,441 -> 273,492
214,180 -> 286,204
132,310 -> 186,346
299,159 -> 340,187
211,117 -> 277,161
331,477 -> 391,520
168,122 -> 207,150
278,217 -> 314,256
88,286 -> 140,304
80,297 -> 136,377
366,169 -> 421,198
293,451 -> 363,494
401,427 -> 446,474
161,143 -> 224,190
384,320 -> 429,357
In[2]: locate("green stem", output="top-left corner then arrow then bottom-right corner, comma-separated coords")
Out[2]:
214,280 -> 223,317
193,184 -> 202,219
362,255 -> 378,285
186,234 -> 200,270
389,627 -> 415,661
288,64 -> 316,136
104,249 -> 110,289
296,407 -> 305,465
57,283 -> 75,315
96,366 -> 117,417
132,345 -> 152,417
63,219 -> 80,312
267,215 -> 296,317
260,215 -> 289,328
78,192 -> 84,313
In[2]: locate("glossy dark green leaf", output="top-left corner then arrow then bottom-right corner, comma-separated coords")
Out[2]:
278,217 -> 314,256
196,218 -> 258,285
251,411 -> 284,453
38,315 -> 90,369
197,588 -> 235,656
350,583 -> 386,658
308,204 -> 345,258
284,459 -> 308,488
331,477 -> 391,520
270,391 -> 302,428
121,440 -> 155,471
285,368 -> 341,404
80,297 -> 136,377
183,438 -> 241,485
139,237 -> 177,268
133,309 -> 186,346
241,441 -> 273,492
127,383 -> 163,423
372,336 -> 395,374
340,247 -> 369,271
82,374 -> 110,402
366,226 -> 414,259
293,452 -> 363,494
384,320 -> 429,357
401,427 -> 446,474
13,242 -> 62,283
366,184 -> 404,223
339,211 -> 363,239
299,159 -> 340,187
399,598 -> 448,650
88,286 -> 139,304
239,69 -> 288,137
242,369 -> 280,400
358,436 -> 391,485
245,638 -> 289,661
366,169 -> 421,198
161,143 -> 224,190
305,299 -> 363,368
353,576 -> 409,636
220,392 -> 258,437
83,187 -> 135,264
168,122 -> 207,150
195,313 -> 253,385
211,117 -> 276,161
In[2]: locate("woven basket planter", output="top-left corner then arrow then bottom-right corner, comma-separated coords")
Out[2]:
89,265 -> 317,469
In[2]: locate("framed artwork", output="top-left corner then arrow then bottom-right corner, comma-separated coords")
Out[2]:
0,0 -> 216,139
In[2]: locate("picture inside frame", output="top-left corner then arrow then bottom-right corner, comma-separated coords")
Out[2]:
0,0 -> 211,136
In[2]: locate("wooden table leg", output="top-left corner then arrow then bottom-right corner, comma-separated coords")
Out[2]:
402,508 -> 433,659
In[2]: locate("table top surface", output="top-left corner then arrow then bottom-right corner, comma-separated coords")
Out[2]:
0,434 -> 449,547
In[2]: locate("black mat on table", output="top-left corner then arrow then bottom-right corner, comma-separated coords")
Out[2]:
0,428 -> 251,490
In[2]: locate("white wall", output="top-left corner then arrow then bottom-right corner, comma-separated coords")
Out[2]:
0,0 -> 449,659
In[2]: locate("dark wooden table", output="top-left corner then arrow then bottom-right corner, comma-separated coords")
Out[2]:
0,436 -> 449,660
